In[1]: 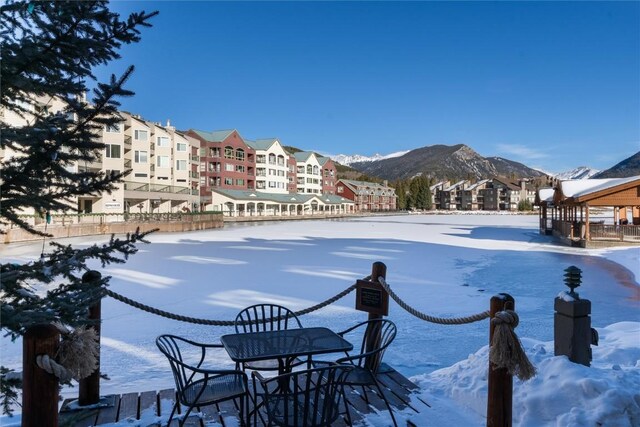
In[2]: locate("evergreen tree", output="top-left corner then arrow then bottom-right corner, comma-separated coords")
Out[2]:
0,1 -> 157,414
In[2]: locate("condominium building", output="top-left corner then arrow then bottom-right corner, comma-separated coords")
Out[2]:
336,179 -> 397,211
186,129 -> 256,208
460,179 -> 490,210
294,152 -> 323,194
438,180 -> 469,210
319,157 -> 337,195
246,138 -> 289,194
481,178 -> 536,211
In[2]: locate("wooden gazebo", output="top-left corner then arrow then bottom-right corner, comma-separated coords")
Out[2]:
536,176 -> 640,247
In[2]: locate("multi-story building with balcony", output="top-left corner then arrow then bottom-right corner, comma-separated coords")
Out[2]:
480,178 -> 535,211
121,113 -> 198,213
319,157 -> 337,195
294,152 -> 323,194
429,181 -> 449,210
186,129 -> 256,208
336,179 -> 397,211
438,180 -> 469,210
460,179 -> 490,210
247,138 -> 289,194
287,154 -> 298,193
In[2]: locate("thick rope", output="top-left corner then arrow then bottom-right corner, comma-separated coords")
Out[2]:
377,276 -> 490,324
36,355 -> 73,383
103,278 -> 366,325
490,310 -> 536,381
35,323 -> 100,382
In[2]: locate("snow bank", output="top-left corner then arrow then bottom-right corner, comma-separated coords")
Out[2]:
410,322 -> 640,427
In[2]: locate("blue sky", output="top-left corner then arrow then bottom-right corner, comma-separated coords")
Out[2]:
96,1 -> 640,174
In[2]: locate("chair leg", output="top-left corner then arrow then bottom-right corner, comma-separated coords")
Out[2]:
372,381 -> 398,427
341,387 -> 353,426
179,404 -> 194,427
167,402 -> 178,426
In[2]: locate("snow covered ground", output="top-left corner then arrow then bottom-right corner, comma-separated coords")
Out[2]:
1,214 -> 638,426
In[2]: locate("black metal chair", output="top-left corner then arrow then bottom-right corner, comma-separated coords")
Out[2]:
252,364 -> 354,427
235,304 -> 306,372
156,334 -> 250,426
313,319 -> 398,427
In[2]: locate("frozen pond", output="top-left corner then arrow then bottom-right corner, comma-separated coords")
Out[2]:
2,214 -> 638,397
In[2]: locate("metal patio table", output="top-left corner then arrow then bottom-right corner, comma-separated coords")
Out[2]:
221,327 -> 353,392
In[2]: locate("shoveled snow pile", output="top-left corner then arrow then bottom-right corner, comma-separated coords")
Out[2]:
409,322 -> 640,427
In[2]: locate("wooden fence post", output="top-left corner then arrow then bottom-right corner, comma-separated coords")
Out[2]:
487,293 -> 515,427
365,261 -> 387,372
23,324 -> 59,427
78,270 -> 103,406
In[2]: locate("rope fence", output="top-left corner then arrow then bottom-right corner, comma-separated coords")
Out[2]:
377,276 -> 490,324
103,277 -> 366,326
104,274 -> 490,326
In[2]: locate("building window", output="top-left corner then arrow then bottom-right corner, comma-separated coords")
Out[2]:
268,181 -> 276,188
235,149 -> 245,161
224,146 -> 234,159
236,179 -> 245,186
157,156 -> 170,168
313,165 -> 319,175
134,150 -> 148,163
297,166 -> 305,174
134,130 -> 148,141
337,186 -> 344,193
105,144 -> 121,158
277,155 -> 285,166
134,173 -> 148,178
268,153 -> 276,165
176,160 -> 187,170
306,165 -> 312,174
210,147 -> 221,157
236,165 -> 245,173
106,123 -> 120,133
156,136 -> 170,147
224,177 -> 233,185
225,163 -> 234,172
176,142 -> 187,152
256,154 -> 266,164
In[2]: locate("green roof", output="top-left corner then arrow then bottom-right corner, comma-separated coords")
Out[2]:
212,189 -> 353,205
190,129 -> 236,142
317,156 -> 332,166
245,138 -> 281,151
293,151 -> 314,162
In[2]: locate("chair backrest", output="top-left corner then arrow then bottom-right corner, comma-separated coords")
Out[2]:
260,365 -> 353,427
235,304 -> 302,333
353,319 -> 397,371
156,334 -> 200,396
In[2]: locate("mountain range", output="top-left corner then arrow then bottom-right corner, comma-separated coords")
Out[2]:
593,151 -> 640,178
330,146 -> 640,181
555,167 -> 600,180
333,144 -> 547,181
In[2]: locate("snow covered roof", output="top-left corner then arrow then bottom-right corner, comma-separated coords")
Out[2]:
560,176 -> 640,198
538,188 -> 554,203
212,189 -> 353,205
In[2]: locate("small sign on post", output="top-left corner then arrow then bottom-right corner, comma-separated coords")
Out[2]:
355,279 -> 389,316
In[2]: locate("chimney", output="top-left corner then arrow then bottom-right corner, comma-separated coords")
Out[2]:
383,180 -> 388,187
166,119 -> 175,131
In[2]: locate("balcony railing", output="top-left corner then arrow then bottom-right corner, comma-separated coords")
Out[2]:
124,181 -> 191,195
191,155 -> 199,161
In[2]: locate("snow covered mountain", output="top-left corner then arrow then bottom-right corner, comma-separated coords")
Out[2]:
555,167 -> 600,180
331,150 -> 410,166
